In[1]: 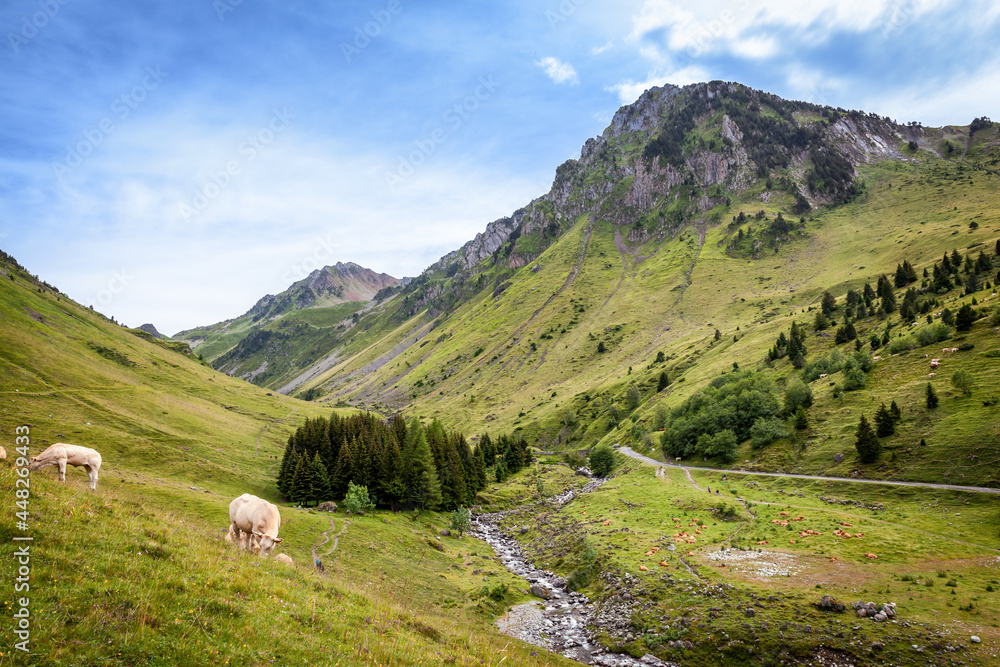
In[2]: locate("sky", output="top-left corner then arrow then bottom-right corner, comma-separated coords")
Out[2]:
1,0 -> 998,335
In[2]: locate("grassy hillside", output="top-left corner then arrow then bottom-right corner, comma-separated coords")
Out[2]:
0,257 -> 576,666
294,150 -> 1000,491
500,455 -> 1000,665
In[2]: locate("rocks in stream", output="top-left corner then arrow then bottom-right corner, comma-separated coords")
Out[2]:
471,476 -> 679,667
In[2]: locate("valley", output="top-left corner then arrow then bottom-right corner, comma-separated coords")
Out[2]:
3,80 -> 1000,666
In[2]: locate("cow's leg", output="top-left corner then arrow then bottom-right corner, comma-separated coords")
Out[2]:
58,460 -> 66,482
86,464 -> 98,491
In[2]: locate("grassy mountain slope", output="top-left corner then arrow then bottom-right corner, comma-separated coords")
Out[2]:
0,256 -> 575,666
175,262 -> 398,368
248,83 -> 1000,488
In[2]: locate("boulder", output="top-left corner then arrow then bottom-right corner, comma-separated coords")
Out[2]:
530,583 -> 551,599
971,636 -> 981,644
873,612 -> 887,622
817,595 -> 846,612
317,501 -> 338,512
440,529 -> 451,537
744,608 -> 756,618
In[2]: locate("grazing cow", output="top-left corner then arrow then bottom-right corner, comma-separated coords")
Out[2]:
0,445 -> 6,459
273,553 -> 294,566
229,494 -> 283,557
28,443 -> 101,490
928,372 -> 936,377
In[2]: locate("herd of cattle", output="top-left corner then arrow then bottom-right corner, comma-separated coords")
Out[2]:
19,442 -> 292,564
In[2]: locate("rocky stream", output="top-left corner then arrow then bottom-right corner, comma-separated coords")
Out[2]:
470,474 -> 674,667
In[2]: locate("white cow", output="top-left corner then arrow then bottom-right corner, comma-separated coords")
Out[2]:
273,553 -> 294,566
229,494 -> 283,557
0,445 -> 6,459
28,443 -> 102,490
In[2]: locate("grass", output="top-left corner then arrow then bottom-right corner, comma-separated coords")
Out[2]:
0,264 -> 576,666
496,458 -> 1000,665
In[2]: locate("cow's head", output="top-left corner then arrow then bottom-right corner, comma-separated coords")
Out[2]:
27,456 -> 43,470
253,531 -> 282,556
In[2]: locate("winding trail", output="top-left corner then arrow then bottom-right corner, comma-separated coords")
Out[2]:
619,447 -> 1000,495
311,517 -> 351,563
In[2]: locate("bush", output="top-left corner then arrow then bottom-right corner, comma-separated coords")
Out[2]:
842,360 -> 867,391
951,370 -> 974,396
588,444 -> 617,477
802,349 -> 846,382
562,451 -> 586,468
784,379 -> 814,413
342,482 -> 376,514
449,507 -> 471,537
750,417 -> 787,449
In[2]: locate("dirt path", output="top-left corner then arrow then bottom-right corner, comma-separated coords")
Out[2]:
619,447 -> 1000,496
311,517 -> 351,563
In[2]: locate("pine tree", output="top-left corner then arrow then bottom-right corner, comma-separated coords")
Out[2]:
904,260 -> 918,283
657,371 -> 670,392
331,436 -> 356,499
889,400 -> 901,423
951,249 -> 962,270
821,291 -> 837,316
955,303 -> 976,331
291,453 -> 319,506
879,279 -> 897,313
894,263 -> 908,289
311,452 -> 332,504
794,406 -> 809,430
926,383 -> 939,409
874,403 -> 895,437
406,426 -> 442,510
855,414 -> 881,463
472,444 -> 487,494
863,282 -> 876,302
377,435 -> 406,511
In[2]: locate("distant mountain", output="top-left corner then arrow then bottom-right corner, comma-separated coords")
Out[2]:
175,261 -> 398,385
244,262 -> 399,324
235,81 -> 999,476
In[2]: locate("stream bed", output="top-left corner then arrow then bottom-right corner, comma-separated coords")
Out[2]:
471,476 -> 674,666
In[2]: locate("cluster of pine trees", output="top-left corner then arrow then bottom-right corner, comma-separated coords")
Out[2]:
276,412 -> 532,511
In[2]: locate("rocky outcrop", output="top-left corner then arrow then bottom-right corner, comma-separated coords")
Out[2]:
137,323 -> 164,339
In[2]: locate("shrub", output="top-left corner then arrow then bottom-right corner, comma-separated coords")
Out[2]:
951,370 -> 974,396
588,444 -> 617,477
750,417 -> 787,449
783,379 -> 814,413
342,482 -> 376,514
449,507 -> 471,537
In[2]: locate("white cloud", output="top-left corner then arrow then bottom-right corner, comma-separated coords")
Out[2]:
859,56 -> 1000,126
607,66 -> 711,103
536,56 -> 580,85
591,41 -> 614,55
8,112 -> 544,334
624,0 -> 962,63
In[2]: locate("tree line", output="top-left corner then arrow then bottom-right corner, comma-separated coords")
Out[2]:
277,412 -> 533,510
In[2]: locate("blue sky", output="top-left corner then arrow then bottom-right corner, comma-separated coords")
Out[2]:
1,0 -> 998,334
